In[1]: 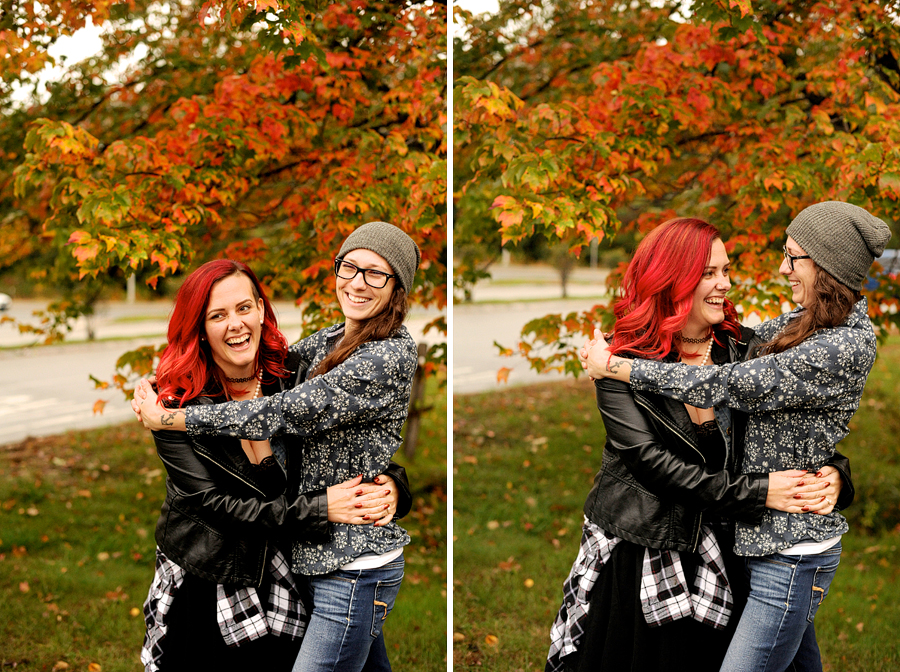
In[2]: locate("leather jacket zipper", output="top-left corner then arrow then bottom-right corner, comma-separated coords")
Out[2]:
634,395 -> 706,552
196,449 -> 266,497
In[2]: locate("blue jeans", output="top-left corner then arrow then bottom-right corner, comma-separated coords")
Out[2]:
721,542 -> 841,672
293,555 -> 404,672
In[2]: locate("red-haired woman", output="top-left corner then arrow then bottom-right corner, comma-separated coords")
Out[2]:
546,218 -> 853,672
138,259 -> 408,672
135,222 -> 422,672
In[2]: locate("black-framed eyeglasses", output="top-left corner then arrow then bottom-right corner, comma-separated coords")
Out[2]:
782,246 -> 812,271
334,258 -> 396,288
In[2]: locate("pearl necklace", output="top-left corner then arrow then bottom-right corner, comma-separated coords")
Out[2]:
681,335 -> 714,366
697,336 -> 714,367
251,373 -> 262,399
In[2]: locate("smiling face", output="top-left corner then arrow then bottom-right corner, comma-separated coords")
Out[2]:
781,236 -> 818,308
684,238 -> 732,337
203,273 -> 264,379
336,248 -> 396,333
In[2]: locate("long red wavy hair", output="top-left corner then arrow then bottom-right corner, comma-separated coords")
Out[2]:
156,260 -> 289,405
610,218 -> 742,361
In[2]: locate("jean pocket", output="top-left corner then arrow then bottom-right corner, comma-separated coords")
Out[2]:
806,553 -> 841,623
370,572 -> 404,639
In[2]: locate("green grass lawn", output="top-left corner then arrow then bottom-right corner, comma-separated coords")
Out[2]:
0,378 -> 447,672
453,337 -> 900,671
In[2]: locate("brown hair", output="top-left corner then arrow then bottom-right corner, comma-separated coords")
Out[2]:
310,286 -> 409,377
757,266 -> 861,356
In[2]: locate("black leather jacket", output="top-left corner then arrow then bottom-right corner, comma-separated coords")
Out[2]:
153,351 -> 412,587
583,326 -> 854,553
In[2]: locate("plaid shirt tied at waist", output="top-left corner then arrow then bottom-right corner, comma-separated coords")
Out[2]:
141,547 -> 307,671
546,518 -> 733,672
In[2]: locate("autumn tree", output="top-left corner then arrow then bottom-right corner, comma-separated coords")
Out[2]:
454,0 -> 900,378
2,0 -> 447,392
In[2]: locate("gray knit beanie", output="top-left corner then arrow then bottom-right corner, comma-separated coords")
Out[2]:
785,201 -> 892,290
337,221 -> 421,294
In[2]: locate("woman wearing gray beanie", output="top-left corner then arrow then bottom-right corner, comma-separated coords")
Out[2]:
135,220 -> 422,672
583,201 -> 891,672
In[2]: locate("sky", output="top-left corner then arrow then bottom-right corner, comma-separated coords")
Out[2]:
11,18 -> 104,105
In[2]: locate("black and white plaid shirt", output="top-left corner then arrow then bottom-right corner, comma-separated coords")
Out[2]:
141,547 -> 307,671
546,519 -> 732,672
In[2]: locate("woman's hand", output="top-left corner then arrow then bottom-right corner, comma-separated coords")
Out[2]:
326,474 -> 398,526
579,329 -> 631,382
766,468 -> 840,515
131,379 -> 186,432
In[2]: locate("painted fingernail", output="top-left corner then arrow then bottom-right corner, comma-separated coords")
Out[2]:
794,494 -> 802,499
355,503 -> 362,508
802,506 -> 810,511
362,515 -> 370,520
816,472 -> 824,478
355,490 -> 363,496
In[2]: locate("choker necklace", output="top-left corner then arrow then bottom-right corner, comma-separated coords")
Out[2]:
677,332 -> 711,344
226,372 -> 258,383
226,372 -> 262,401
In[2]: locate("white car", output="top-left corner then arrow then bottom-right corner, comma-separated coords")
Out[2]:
0,293 -> 11,311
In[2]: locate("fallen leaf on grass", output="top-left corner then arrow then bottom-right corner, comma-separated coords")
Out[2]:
105,587 -> 128,601
524,578 -> 535,588
856,622 -> 864,632
52,663 -> 69,671
19,581 -> 29,592
485,634 -> 499,646
88,664 -> 102,672
130,607 -> 141,617
453,632 -> 466,642
497,557 -> 520,571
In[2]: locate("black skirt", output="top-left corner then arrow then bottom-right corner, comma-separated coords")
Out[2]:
560,535 -> 746,672
158,570 -> 302,671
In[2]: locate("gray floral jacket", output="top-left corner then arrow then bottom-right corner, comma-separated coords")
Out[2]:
185,323 -> 416,574
629,298 -> 877,556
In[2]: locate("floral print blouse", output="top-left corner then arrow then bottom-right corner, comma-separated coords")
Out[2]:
629,298 -> 877,557
185,323 -> 416,574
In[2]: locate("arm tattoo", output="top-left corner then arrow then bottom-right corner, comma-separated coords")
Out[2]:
161,410 -> 184,427
607,358 -> 626,374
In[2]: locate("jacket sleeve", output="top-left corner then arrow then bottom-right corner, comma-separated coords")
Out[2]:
597,379 -> 768,523
152,429 -> 329,539
384,460 -> 412,519
826,450 -> 855,511
184,336 -> 417,441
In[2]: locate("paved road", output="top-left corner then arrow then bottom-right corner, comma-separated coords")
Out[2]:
452,298 -> 604,395
0,301 -> 440,447
452,265 -> 609,395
